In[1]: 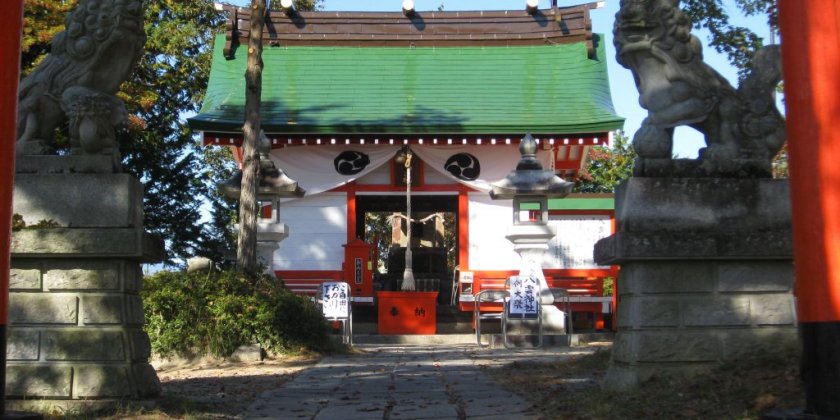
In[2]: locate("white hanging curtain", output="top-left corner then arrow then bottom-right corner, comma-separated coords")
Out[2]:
267,143 -> 553,198
411,144 -> 554,192
268,145 -> 401,197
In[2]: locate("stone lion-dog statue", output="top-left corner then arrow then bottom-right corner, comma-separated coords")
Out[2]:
17,0 -> 146,158
614,0 -> 784,177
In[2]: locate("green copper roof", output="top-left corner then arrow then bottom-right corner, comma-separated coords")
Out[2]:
189,34 -> 624,135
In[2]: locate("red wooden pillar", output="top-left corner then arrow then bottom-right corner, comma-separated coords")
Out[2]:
346,190 -> 357,243
457,190 -> 469,270
0,1 -> 25,414
778,1 -> 840,416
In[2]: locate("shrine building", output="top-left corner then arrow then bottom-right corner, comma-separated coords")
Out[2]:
189,2 -> 624,329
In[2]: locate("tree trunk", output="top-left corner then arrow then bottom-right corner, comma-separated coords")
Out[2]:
237,0 -> 267,271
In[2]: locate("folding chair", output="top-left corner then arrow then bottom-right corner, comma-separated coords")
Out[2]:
549,287 -> 573,337
474,289 -> 509,347
450,265 -> 460,306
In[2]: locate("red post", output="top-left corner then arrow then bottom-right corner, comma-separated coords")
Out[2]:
347,190 -> 357,242
0,1 -> 25,414
458,190 -> 469,270
778,1 -> 840,416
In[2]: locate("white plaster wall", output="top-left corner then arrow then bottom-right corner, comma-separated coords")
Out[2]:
467,193 -> 520,270
273,193 -> 347,270
546,215 -> 612,269
467,196 -> 612,270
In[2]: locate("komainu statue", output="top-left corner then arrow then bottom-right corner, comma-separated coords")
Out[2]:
17,0 -> 145,157
614,0 -> 784,177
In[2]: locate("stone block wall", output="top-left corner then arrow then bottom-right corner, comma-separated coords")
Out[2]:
8,157 -> 162,404
595,178 -> 798,390
7,260 -> 158,399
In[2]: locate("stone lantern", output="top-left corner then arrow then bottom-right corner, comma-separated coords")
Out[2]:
219,133 -> 305,275
490,133 -> 573,329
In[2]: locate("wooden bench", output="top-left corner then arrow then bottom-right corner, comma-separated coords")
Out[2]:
549,277 -> 611,330
276,271 -> 342,301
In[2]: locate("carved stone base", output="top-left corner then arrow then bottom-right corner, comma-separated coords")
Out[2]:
634,157 -> 773,178
595,178 -> 797,390
9,160 -> 162,404
16,154 -> 121,174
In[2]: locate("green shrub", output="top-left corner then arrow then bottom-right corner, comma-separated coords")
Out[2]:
142,269 -> 335,358
603,277 -> 614,296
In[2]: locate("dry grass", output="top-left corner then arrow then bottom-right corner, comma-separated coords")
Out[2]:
485,346 -> 806,420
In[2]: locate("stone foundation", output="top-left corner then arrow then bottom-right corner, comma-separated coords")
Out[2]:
9,156 -> 163,404
595,178 -> 797,390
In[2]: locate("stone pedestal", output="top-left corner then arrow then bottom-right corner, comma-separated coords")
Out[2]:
594,178 -> 797,390
8,156 -> 163,408
507,224 -> 568,334
256,220 -> 288,277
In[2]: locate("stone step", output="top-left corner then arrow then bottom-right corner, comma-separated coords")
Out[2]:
346,332 -> 613,347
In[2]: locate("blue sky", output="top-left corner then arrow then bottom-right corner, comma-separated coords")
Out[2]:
228,0 -> 774,157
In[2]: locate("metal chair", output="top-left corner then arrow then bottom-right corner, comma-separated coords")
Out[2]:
450,265 -> 460,306
474,289 -> 509,347
549,287 -> 573,337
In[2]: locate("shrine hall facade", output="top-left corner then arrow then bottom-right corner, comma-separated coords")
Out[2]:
189,2 -> 624,323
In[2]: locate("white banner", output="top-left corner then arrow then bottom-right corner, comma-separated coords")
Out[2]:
508,275 -> 540,317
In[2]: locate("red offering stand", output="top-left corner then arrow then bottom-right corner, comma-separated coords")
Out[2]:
377,291 -> 438,335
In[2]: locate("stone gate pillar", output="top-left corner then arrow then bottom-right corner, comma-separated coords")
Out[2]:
1,1 -> 25,414
7,156 -> 162,410
595,178 -> 798,389
778,1 -> 840,415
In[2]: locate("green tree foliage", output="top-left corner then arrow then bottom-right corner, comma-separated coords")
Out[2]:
143,269 -> 336,357
200,147 -> 239,266
364,212 -> 394,270
682,0 -> 778,77
772,143 -> 789,179
119,0 -> 231,264
574,131 -> 636,193
20,0 -> 75,75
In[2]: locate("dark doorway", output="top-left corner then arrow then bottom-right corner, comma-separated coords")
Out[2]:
357,195 -> 458,302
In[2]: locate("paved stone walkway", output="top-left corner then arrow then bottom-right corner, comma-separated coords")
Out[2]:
239,344 -> 575,419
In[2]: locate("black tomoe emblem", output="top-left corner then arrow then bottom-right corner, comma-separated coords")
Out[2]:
444,153 -> 480,180
334,151 -> 370,175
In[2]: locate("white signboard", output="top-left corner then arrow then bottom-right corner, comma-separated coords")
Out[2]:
547,215 -> 612,269
321,282 -> 350,319
508,275 -> 540,317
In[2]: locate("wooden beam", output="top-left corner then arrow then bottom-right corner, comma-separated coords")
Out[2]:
223,3 -> 599,50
